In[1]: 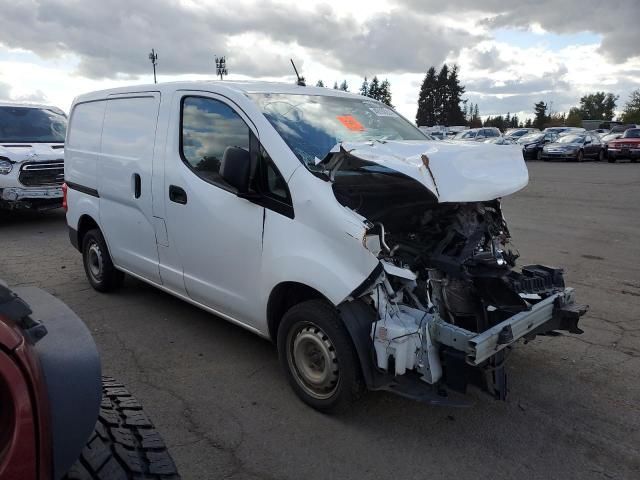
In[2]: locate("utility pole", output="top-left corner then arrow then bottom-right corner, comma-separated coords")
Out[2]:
148,49 -> 158,84
215,56 -> 227,81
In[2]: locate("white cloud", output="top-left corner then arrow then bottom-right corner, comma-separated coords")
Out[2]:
0,0 -> 638,123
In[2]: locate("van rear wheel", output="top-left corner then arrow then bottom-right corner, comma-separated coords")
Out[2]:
82,229 -> 124,292
277,299 -> 363,413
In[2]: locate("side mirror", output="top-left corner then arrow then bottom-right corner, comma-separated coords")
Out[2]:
585,139 -> 591,145
220,146 -> 251,194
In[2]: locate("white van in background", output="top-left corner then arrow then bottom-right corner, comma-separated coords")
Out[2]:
64,81 -> 586,412
0,102 -> 66,210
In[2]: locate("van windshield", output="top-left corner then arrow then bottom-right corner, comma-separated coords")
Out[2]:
0,106 -> 67,143
249,93 -> 427,167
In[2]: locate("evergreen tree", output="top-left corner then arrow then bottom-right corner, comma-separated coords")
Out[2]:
524,118 -> 533,128
359,77 -> 369,96
434,64 -> 449,124
339,80 -> 349,91
416,67 -> 437,127
316,80 -> 325,87
378,79 -> 392,106
333,81 -> 339,89
444,64 -> 466,125
533,101 -> 548,130
368,76 -> 380,100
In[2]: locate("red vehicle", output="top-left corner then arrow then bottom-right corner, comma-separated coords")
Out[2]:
0,281 -> 180,479
607,128 -> 640,163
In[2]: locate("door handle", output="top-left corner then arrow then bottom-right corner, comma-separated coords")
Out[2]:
133,173 -> 141,198
169,185 -> 187,204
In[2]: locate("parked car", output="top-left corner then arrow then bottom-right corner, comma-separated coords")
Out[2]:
600,132 -> 623,158
541,132 -> 604,162
610,124 -> 639,134
452,127 -> 501,141
543,126 -> 585,137
592,128 -> 610,135
0,281 -> 180,479
607,128 -> 640,163
64,81 -> 586,411
504,128 -> 539,139
518,132 -> 558,160
484,137 -> 517,145
0,103 -> 66,210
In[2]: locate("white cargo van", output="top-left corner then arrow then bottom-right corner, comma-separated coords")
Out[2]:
64,81 -> 587,411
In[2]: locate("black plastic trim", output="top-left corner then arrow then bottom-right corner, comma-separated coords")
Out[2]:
68,226 -> 80,251
349,262 -> 384,299
66,181 -> 99,198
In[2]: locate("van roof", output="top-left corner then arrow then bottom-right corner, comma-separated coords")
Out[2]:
73,80 -> 360,103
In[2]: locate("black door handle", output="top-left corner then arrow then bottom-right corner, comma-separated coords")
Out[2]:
169,185 -> 187,204
133,173 -> 141,198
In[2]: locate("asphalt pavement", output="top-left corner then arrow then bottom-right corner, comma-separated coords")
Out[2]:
1,161 -> 639,480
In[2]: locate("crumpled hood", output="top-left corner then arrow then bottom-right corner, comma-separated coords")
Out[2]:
330,140 -> 528,202
0,143 -> 64,164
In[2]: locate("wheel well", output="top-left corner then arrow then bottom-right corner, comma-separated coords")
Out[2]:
267,282 -> 328,342
77,215 -> 99,252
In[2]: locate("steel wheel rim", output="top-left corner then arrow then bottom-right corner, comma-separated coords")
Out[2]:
87,242 -> 104,282
287,322 -> 339,400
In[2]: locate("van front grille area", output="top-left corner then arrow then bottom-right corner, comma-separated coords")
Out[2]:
18,161 -> 65,187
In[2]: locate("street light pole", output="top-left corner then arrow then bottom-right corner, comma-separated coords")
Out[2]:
148,49 -> 158,84
215,56 -> 227,81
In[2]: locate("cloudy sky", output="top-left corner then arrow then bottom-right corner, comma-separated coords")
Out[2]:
0,0 -> 638,122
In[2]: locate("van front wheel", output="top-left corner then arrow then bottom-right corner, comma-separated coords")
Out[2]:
277,300 -> 363,413
82,229 -> 124,292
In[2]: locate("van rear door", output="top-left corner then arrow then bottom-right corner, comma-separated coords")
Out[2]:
98,93 -> 162,284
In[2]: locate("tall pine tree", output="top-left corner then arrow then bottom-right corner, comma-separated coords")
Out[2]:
359,77 -> 369,96
368,76 -> 380,100
378,79 -> 392,106
316,80 -> 325,87
416,67 -> 437,127
444,64 -> 466,125
339,80 -> 349,91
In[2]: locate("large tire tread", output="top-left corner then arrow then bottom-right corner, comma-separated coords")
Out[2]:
63,377 -> 180,480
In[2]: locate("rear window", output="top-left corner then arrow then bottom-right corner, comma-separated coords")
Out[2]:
0,106 -> 67,143
622,129 -> 640,138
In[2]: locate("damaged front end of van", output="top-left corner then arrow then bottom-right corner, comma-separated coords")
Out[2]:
322,140 -> 587,404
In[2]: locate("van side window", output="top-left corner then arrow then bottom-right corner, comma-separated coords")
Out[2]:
181,97 -> 250,185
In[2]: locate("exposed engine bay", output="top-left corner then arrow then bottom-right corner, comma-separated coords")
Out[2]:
323,144 -> 588,402
356,200 -> 586,400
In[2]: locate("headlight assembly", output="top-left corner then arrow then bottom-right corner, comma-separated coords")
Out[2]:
0,158 -> 13,175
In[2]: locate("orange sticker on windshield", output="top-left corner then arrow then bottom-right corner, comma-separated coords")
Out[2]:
337,115 -> 364,131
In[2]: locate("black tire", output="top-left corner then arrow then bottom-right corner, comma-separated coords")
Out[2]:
63,377 -> 180,480
536,149 -> 542,161
598,149 -> 605,162
277,299 -> 364,413
608,154 -> 616,163
82,229 -> 124,292
576,150 -> 584,162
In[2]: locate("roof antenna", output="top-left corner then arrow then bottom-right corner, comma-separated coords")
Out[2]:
290,59 -> 306,86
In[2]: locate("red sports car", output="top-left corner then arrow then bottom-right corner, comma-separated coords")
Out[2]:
0,281 -> 180,479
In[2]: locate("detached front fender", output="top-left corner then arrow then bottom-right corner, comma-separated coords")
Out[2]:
12,287 -> 102,480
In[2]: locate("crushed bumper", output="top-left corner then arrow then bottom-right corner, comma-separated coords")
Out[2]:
431,288 -> 587,366
0,186 -> 63,210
